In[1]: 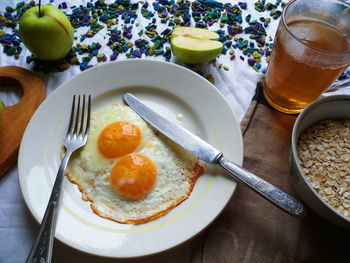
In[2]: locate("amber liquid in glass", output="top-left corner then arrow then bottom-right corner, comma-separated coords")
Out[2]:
264,19 -> 350,114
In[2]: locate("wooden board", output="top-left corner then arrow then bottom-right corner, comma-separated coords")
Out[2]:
0,66 -> 45,178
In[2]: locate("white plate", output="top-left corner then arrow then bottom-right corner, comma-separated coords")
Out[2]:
18,59 -> 243,258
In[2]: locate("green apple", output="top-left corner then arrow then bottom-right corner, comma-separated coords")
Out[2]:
19,4 -> 74,61
171,27 -> 223,64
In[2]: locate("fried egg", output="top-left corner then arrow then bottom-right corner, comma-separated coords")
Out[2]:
65,104 -> 204,224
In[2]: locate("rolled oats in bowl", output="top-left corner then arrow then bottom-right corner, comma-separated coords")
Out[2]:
297,119 -> 350,218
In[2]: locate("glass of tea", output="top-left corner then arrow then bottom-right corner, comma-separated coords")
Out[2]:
263,0 -> 350,114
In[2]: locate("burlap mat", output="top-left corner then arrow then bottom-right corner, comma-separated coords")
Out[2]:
192,82 -> 350,263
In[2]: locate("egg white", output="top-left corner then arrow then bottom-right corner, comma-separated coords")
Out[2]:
66,104 -> 204,224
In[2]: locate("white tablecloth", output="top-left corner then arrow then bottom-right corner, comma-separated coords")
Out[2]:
0,0 -> 347,262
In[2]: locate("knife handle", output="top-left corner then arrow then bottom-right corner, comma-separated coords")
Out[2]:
218,156 -> 305,217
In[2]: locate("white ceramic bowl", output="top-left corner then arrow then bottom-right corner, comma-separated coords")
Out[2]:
290,95 -> 350,228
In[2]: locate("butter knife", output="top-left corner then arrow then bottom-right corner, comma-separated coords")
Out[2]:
123,93 -> 305,217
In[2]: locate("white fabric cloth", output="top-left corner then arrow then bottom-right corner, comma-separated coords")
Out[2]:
0,0 -> 348,262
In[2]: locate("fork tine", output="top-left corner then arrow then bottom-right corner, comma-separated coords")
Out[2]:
84,95 -> 91,137
66,95 -> 76,137
78,95 -> 86,135
73,95 -> 81,135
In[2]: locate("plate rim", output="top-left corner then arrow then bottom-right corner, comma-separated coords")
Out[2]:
18,59 -> 243,258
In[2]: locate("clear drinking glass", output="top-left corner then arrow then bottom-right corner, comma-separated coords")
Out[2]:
263,0 -> 350,114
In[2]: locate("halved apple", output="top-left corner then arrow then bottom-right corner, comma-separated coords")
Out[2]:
171,27 -> 223,64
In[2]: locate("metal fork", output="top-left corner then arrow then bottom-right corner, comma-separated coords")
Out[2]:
25,95 -> 91,263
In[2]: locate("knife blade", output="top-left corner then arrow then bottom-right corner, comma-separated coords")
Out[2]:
123,93 -> 305,217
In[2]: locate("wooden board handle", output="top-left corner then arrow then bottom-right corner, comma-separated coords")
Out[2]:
0,66 -> 46,178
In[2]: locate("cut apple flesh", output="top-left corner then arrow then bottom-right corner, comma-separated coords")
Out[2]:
172,36 -> 222,51
173,27 -> 219,41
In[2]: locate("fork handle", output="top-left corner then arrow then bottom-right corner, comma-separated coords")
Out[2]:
25,151 -> 72,263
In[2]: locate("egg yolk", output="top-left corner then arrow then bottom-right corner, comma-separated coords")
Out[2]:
110,154 -> 157,199
98,121 -> 141,159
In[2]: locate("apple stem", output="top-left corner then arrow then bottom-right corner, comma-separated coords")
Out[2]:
38,0 -> 42,17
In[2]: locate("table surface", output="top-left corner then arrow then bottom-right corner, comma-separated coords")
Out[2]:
0,0 -> 348,262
